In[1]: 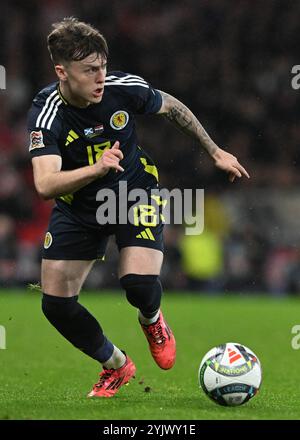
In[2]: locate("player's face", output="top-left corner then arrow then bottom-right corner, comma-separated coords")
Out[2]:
60,53 -> 107,106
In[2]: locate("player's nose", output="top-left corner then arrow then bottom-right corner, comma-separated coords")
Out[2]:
96,69 -> 106,85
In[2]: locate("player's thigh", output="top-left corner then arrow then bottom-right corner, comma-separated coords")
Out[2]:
116,221 -> 164,277
41,259 -> 95,297
118,247 -> 163,278
115,185 -> 165,277
41,205 -> 109,296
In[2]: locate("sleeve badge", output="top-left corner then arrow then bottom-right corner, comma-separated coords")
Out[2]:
29,130 -> 45,151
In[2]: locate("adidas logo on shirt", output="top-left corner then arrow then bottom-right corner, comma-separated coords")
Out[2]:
65,130 -> 79,146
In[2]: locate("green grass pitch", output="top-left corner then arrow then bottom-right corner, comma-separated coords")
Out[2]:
0,290 -> 299,420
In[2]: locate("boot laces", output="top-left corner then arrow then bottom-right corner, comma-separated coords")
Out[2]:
95,369 -> 114,388
147,320 -> 166,345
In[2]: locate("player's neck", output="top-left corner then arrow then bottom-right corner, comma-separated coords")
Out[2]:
59,82 -> 90,108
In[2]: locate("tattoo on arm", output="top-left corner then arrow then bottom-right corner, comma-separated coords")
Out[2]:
159,90 -> 217,156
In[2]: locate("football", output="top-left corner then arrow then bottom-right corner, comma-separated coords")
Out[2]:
198,342 -> 262,406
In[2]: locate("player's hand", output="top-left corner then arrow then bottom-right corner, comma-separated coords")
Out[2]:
93,141 -> 124,177
211,147 -> 250,183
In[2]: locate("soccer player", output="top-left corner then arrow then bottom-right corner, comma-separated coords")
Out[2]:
28,18 -> 249,398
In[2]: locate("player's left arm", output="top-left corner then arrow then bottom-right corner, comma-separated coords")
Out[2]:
157,90 -> 249,182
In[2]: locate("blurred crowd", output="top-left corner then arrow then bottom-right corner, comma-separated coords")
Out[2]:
1,0 -> 300,294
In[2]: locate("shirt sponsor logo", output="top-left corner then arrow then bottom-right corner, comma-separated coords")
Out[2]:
110,111 -> 129,130
29,130 -> 45,151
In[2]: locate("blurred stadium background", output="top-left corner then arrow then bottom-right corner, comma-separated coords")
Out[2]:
1,0 -> 300,295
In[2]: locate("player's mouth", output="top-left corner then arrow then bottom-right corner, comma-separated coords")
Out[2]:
93,87 -> 104,98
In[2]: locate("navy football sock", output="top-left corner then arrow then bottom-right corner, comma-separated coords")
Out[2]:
42,293 -> 114,363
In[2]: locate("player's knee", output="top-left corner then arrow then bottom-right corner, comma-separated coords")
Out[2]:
119,274 -> 162,311
41,293 -> 79,319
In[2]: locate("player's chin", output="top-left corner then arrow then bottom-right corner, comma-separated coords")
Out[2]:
88,94 -> 103,104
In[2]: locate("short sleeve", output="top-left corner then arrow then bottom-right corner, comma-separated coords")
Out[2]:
27,98 -> 62,158
105,72 -> 162,115
131,84 -> 162,115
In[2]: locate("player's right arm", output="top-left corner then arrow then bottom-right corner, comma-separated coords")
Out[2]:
28,89 -> 124,200
32,142 -> 123,200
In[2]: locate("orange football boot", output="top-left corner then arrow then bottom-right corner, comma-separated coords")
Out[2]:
140,311 -> 176,370
87,355 -> 136,398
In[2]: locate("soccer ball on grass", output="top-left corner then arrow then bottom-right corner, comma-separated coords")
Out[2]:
198,342 -> 262,406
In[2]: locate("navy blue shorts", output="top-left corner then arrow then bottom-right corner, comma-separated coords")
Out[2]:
42,197 -> 165,260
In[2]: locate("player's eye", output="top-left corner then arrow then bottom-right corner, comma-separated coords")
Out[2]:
85,67 -> 99,73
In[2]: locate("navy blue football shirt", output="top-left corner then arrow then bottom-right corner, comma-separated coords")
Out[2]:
27,71 -> 162,227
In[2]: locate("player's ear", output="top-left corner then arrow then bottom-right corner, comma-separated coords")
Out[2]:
55,64 -> 68,81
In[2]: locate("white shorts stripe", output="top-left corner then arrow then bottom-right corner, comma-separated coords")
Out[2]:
35,90 -> 58,127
